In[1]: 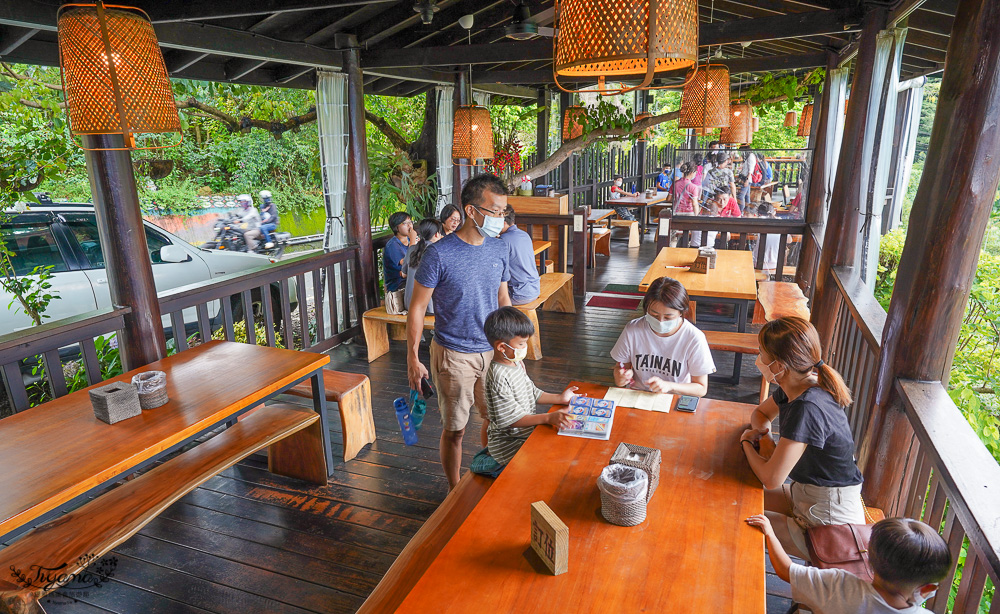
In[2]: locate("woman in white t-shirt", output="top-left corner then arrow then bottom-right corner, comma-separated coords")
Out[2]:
611,277 -> 716,396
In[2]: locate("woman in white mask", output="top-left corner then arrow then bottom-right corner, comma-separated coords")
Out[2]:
740,316 -> 865,561
611,277 -> 715,397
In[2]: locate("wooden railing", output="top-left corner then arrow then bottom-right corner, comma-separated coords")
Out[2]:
663,216 -> 807,279
0,246 -> 363,415
825,266 -> 999,612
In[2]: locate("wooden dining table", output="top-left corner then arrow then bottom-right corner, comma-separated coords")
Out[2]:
607,191 -> 670,236
0,340 -> 331,541
391,382 -> 764,613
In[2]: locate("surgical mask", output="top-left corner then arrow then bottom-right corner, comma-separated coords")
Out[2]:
502,342 -> 527,363
912,588 -> 936,607
615,180 -> 623,186
645,314 -> 680,335
755,356 -> 785,384
472,206 -> 504,238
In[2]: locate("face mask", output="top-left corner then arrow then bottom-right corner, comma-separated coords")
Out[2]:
471,206 -> 504,238
912,588 -> 936,607
502,342 -> 527,363
615,180 -> 623,187
755,356 -> 785,384
645,314 -> 680,335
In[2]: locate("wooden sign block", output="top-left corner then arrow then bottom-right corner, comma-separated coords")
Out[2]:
690,255 -> 710,274
530,501 -> 568,575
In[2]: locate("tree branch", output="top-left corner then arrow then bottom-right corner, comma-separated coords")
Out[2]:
1,63 -> 63,91
364,109 -> 411,150
174,97 -> 316,138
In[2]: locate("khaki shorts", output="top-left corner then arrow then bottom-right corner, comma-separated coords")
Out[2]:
782,481 -> 865,558
430,340 -> 491,432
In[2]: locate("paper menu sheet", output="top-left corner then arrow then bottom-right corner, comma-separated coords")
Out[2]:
603,387 -> 673,413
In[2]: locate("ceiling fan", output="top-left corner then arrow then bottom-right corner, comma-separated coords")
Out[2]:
468,1 -> 555,42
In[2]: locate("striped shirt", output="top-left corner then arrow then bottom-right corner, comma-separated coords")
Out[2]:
485,361 -> 543,465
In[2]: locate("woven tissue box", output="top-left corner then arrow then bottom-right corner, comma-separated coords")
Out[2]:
611,442 -> 661,502
89,381 -> 142,425
697,247 -> 717,269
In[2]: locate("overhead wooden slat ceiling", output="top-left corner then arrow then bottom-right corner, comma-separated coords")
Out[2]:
0,0 -> 953,98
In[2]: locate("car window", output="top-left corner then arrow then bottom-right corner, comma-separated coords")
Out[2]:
0,223 -> 70,275
62,214 -> 174,266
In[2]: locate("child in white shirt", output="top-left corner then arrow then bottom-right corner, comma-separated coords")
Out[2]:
746,515 -> 952,613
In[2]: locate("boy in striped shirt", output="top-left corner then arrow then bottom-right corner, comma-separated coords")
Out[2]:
483,307 -> 577,467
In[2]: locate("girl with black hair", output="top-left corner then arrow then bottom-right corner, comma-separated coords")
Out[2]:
402,218 -> 444,313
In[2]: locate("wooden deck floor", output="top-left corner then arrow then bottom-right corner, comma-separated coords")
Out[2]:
46,235 -> 793,614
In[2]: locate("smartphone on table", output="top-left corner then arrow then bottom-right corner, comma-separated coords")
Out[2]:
676,395 -> 699,413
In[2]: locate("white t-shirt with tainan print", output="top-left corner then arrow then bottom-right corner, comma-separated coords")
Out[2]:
610,317 -> 716,392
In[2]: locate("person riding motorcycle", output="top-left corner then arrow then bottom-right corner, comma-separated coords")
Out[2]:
258,190 -> 280,249
236,194 -> 263,251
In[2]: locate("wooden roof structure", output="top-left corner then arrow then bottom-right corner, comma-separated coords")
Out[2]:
0,0 -> 952,99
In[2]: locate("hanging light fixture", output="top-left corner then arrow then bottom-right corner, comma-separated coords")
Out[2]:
452,19 -> 494,164
784,111 -> 797,128
634,112 -> 653,142
797,103 -> 814,137
57,1 -> 181,150
752,116 -> 760,133
719,101 -> 751,144
553,0 -> 699,94
562,106 -> 587,140
678,64 -> 731,130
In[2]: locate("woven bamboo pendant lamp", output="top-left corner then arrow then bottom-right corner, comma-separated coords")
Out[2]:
752,116 -> 760,132
678,64 -> 731,130
634,112 -> 653,141
797,103 -> 814,137
719,102 -> 752,144
453,104 -> 494,162
784,111 -> 797,127
562,106 -> 587,140
553,0 -> 698,93
57,2 -> 180,150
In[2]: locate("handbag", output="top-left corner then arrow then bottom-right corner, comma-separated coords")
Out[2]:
384,289 -> 407,315
805,523 -> 874,582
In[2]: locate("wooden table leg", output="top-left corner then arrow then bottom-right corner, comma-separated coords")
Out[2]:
310,371 -> 336,476
542,280 -> 576,314
268,412 -> 329,484
363,317 -> 390,363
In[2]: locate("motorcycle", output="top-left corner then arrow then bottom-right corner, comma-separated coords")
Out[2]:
202,212 -> 290,259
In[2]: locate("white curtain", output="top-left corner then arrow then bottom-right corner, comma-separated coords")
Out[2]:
316,69 -> 349,250
824,68 -> 850,214
859,27 -> 907,288
435,86 -> 454,215
889,79 -> 925,231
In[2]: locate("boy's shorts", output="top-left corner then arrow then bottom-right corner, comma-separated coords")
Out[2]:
430,340 -> 491,432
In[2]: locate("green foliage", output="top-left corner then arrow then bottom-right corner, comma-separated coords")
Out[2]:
366,94 -> 425,151
212,320 -> 284,348
874,228 -> 906,310
744,69 -> 825,115
28,334 -> 123,407
368,144 -> 437,227
2,264 -> 60,325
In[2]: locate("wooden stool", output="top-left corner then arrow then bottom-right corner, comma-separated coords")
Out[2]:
288,370 -> 375,461
591,228 -> 611,267
610,219 -> 640,248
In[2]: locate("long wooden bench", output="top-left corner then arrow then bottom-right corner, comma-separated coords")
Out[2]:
0,404 -> 323,614
356,472 -> 493,613
286,370 -> 375,462
704,330 -> 769,403
361,272 -> 575,362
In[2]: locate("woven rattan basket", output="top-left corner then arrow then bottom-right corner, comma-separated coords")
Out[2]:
132,370 -> 168,409
598,465 -> 649,526
89,381 -> 141,424
610,442 -> 661,502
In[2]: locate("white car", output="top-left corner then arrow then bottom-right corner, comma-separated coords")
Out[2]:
1,204 -> 290,336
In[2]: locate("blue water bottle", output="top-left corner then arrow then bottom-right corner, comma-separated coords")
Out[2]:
394,397 -> 419,446
408,389 -> 426,431
630,182 -> 636,193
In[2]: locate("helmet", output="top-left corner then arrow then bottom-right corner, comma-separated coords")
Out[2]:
259,190 -> 272,199
236,194 -> 252,208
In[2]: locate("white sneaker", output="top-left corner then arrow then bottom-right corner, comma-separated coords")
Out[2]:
264,242 -> 275,249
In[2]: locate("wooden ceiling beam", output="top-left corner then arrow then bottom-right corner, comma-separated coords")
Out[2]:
357,0 -> 462,47
224,58 -> 269,80
303,4 -> 396,45
127,0 -> 397,24
273,64 -> 315,84
363,38 -> 550,69
905,28 -> 949,52
375,0 -> 510,51
0,25 -> 38,56
164,50 -> 211,73
906,9 -> 953,36
700,8 -> 861,46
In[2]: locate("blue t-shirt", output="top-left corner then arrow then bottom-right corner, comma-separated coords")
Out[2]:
499,225 -> 540,305
414,233 -> 510,353
383,236 -> 407,292
656,171 -> 672,191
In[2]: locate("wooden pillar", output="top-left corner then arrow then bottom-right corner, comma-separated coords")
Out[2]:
810,5 -> 888,349
796,51 -> 839,298
83,134 -> 166,370
634,91 -> 648,190
559,91 -> 572,191
572,206 -> 588,296
344,47 -> 376,311
453,70 -> 470,196
859,0 -> 1000,512
535,88 -> 549,162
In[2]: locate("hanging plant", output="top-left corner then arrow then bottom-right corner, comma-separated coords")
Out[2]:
744,68 -> 825,115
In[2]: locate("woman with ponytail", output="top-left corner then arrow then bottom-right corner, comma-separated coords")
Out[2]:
402,218 -> 444,313
740,316 -> 864,560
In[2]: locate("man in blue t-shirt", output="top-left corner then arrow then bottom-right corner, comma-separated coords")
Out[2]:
408,174 -> 512,489
382,211 -> 412,292
656,164 -> 673,192
498,205 -> 541,306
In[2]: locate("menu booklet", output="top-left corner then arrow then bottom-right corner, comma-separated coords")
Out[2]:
557,396 -> 616,441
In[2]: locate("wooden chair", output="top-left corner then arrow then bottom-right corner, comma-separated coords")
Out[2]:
514,272 -> 575,361
0,404 -> 324,614
591,227 -> 611,267
704,330 -> 769,403
287,370 -> 376,461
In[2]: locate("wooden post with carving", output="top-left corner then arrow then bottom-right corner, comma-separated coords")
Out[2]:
859,0 -> 1000,513
810,5 -> 888,350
